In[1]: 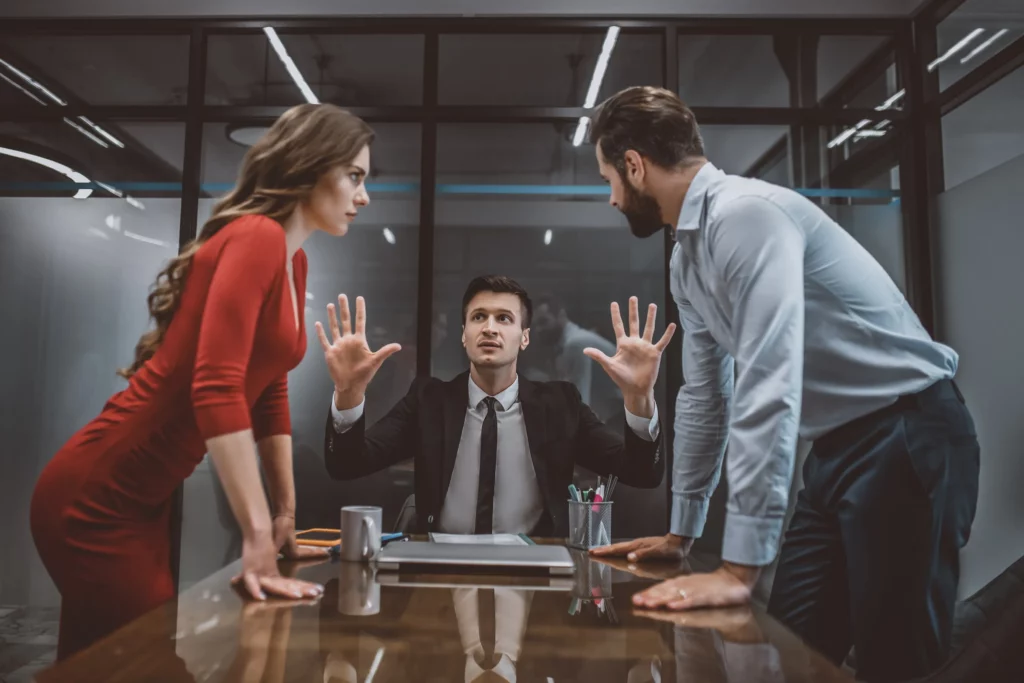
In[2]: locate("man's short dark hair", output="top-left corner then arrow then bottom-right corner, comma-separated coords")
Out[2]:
590,86 -> 705,177
461,275 -> 533,328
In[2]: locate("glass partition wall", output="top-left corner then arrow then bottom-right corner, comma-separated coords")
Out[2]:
0,16 -> 926,609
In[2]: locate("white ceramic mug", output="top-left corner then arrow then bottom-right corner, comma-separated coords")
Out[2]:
337,561 -> 380,616
340,505 -> 382,562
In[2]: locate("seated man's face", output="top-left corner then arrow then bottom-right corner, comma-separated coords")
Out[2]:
462,291 -> 530,369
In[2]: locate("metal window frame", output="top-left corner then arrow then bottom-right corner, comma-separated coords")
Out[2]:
0,14 -> 934,567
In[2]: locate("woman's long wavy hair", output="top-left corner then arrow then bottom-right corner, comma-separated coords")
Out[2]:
118,104 -> 375,379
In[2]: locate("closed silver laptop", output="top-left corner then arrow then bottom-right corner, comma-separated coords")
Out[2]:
376,541 -> 575,576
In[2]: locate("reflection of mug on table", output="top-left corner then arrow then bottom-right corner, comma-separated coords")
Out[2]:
336,562 -> 380,616
340,505 -> 382,562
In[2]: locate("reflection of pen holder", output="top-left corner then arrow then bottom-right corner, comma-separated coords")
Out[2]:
567,500 -> 613,550
570,549 -> 614,599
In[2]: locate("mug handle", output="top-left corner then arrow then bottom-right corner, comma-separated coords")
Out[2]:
361,517 -> 381,560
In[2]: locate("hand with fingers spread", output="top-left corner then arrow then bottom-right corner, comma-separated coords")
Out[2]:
584,297 -> 676,418
232,531 -> 326,603
590,533 -> 693,562
315,295 -> 402,411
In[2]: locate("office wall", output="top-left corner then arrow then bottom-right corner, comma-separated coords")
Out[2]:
936,150 -> 1024,597
0,197 -> 181,607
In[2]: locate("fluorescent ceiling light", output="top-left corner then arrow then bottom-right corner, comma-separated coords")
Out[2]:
263,27 -> 319,104
0,70 -> 46,105
544,229 -> 553,245
124,229 -> 170,248
583,26 -> 621,109
827,119 -> 871,149
78,117 -> 125,148
227,126 -> 270,147
572,117 -> 590,147
125,196 -> 146,211
572,25 -> 620,147
64,117 -> 108,148
854,130 -> 887,139
875,89 -> 905,111
0,145 -> 92,199
0,58 -> 67,105
959,28 -> 1009,65
927,28 -> 985,71
382,227 -> 396,245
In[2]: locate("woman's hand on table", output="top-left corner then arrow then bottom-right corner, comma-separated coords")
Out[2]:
232,530 -> 325,602
272,513 -> 331,562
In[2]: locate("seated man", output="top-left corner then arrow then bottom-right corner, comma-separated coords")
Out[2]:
315,275 -> 675,536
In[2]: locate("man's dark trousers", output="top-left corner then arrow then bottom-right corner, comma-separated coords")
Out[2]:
768,379 -> 980,683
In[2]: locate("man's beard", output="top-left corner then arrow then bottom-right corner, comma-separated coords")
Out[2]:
620,180 -> 668,238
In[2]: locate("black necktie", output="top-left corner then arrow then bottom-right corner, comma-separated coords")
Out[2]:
475,397 -> 498,534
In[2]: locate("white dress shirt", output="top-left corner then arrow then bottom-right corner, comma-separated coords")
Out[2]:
670,162 -> 958,566
331,374 -> 660,534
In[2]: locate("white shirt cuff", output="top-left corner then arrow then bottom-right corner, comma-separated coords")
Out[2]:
624,402 -> 660,442
330,392 -> 365,433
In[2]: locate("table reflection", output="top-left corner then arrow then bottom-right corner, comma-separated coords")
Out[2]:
36,550 -> 853,683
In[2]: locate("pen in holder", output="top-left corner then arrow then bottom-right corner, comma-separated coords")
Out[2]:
567,500 -> 613,550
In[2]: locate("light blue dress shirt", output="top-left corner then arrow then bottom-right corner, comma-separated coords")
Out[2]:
670,162 -> 958,566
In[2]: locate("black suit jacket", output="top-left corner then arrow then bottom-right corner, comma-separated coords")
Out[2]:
323,371 -> 664,537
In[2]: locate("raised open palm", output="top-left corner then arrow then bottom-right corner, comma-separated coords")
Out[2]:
315,295 -> 401,399
584,297 -> 676,397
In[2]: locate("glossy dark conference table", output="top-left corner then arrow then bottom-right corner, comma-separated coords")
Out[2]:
34,543 -> 855,683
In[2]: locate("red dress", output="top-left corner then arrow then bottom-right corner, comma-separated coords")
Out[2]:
30,215 -> 307,660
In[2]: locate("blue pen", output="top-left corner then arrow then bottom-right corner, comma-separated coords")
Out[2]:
329,532 -> 407,556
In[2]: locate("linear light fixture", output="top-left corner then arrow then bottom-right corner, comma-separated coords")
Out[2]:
960,28 -> 1009,65
382,227 -> 396,245
0,70 -> 46,105
0,146 -> 92,199
544,229 -> 553,245
573,25 -> 620,147
63,117 -> 109,148
78,116 -> 125,148
827,86 -> 906,150
0,58 -> 67,105
124,230 -> 170,248
927,28 -> 985,72
875,89 -> 905,111
263,27 -> 319,104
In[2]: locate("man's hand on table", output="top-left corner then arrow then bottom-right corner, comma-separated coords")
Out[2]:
637,605 -> 766,644
589,533 -> 693,562
631,562 -> 760,611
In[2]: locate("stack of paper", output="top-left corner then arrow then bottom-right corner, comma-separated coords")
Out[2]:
428,533 -> 529,546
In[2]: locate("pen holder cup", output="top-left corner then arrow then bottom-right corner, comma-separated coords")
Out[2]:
570,550 -> 614,599
567,500 -> 613,550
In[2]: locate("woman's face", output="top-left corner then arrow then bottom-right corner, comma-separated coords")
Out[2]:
307,144 -> 371,237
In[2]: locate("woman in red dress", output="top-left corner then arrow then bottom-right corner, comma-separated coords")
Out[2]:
30,103 -> 375,660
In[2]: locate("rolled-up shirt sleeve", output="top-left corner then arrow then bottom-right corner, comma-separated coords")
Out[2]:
670,245 -> 734,541
710,196 -> 804,567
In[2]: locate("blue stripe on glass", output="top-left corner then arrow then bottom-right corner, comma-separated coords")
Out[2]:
0,182 -> 900,200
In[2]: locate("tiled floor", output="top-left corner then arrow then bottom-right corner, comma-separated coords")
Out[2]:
0,606 -> 59,683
